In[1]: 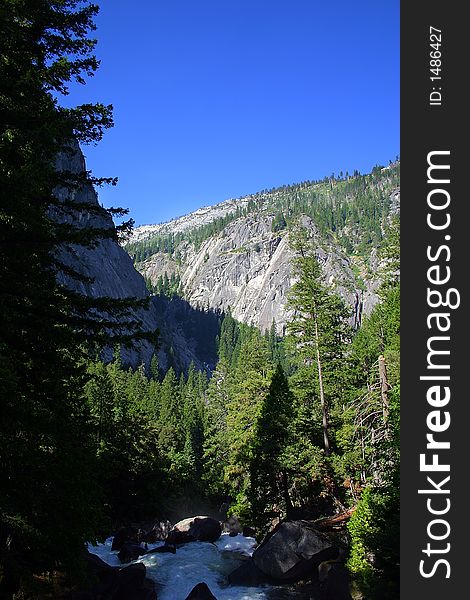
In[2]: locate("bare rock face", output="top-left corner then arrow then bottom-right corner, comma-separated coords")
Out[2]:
137,212 -> 387,334
51,143 -> 158,368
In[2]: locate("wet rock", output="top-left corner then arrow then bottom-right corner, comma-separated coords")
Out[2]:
75,552 -> 156,600
117,541 -> 147,564
184,581 -> 218,599
142,520 -> 172,543
111,526 -> 141,551
252,520 -> 339,583
166,516 -> 222,545
228,559 -> 271,587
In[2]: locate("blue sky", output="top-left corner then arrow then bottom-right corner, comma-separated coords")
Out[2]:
65,0 -> 399,226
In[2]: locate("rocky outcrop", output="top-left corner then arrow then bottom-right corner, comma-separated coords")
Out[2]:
129,198 -> 252,243
51,143 -> 159,368
141,520 -> 172,544
166,516 -> 222,545
251,521 -> 339,582
150,295 -> 220,374
135,209 -> 392,334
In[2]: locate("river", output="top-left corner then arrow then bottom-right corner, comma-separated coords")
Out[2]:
89,532 -> 321,599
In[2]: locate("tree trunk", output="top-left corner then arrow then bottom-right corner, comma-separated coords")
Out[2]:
281,471 -> 295,520
379,355 -> 390,423
314,312 -> 330,455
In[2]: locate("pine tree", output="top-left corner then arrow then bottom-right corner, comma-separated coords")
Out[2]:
224,330 -> 272,517
158,368 -> 181,448
248,364 -> 294,530
217,310 -> 239,365
181,363 -> 205,486
0,2 -> 150,593
287,228 -> 351,455
202,360 -> 231,496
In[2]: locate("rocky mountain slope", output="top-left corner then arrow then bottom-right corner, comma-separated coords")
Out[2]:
126,165 -> 400,334
52,143 -> 159,368
51,148 -> 399,373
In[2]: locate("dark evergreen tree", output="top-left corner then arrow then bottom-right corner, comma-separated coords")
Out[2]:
202,360 -> 231,497
0,2 -> 151,594
248,364 -> 294,530
225,330 -> 272,519
287,228 -> 351,455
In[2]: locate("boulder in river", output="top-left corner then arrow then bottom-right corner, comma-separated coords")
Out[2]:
71,551 -> 156,600
142,519 -> 172,543
228,559 -> 271,587
166,516 -> 222,545
252,520 -> 339,582
117,541 -> 147,564
111,526 -> 141,551
184,581 -> 218,599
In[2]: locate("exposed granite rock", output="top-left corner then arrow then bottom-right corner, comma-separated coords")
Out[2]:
136,208 -> 394,333
51,143 -> 158,368
184,582 -> 218,599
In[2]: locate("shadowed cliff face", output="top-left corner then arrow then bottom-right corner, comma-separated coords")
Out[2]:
50,142 -> 222,373
150,295 -> 221,374
51,143 -> 159,368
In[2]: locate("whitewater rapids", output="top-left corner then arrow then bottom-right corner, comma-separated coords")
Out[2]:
88,533 -> 273,599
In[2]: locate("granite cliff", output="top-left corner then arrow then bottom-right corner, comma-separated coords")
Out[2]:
126,165 -> 400,335
51,143 -> 159,368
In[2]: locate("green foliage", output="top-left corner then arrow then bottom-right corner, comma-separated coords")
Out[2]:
202,360 -> 231,497
347,486 -> 399,599
85,358 -> 166,521
150,270 -> 182,298
224,331 -> 272,505
83,355 -> 210,521
0,2 -> 152,593
271,211 -> 287,232
248,365 -> 294,530
378,215 -> 400,291
1,1 -> 400,597
287,228 -> 351,456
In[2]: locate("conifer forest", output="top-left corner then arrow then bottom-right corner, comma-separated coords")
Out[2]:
0,2 -> 400,599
